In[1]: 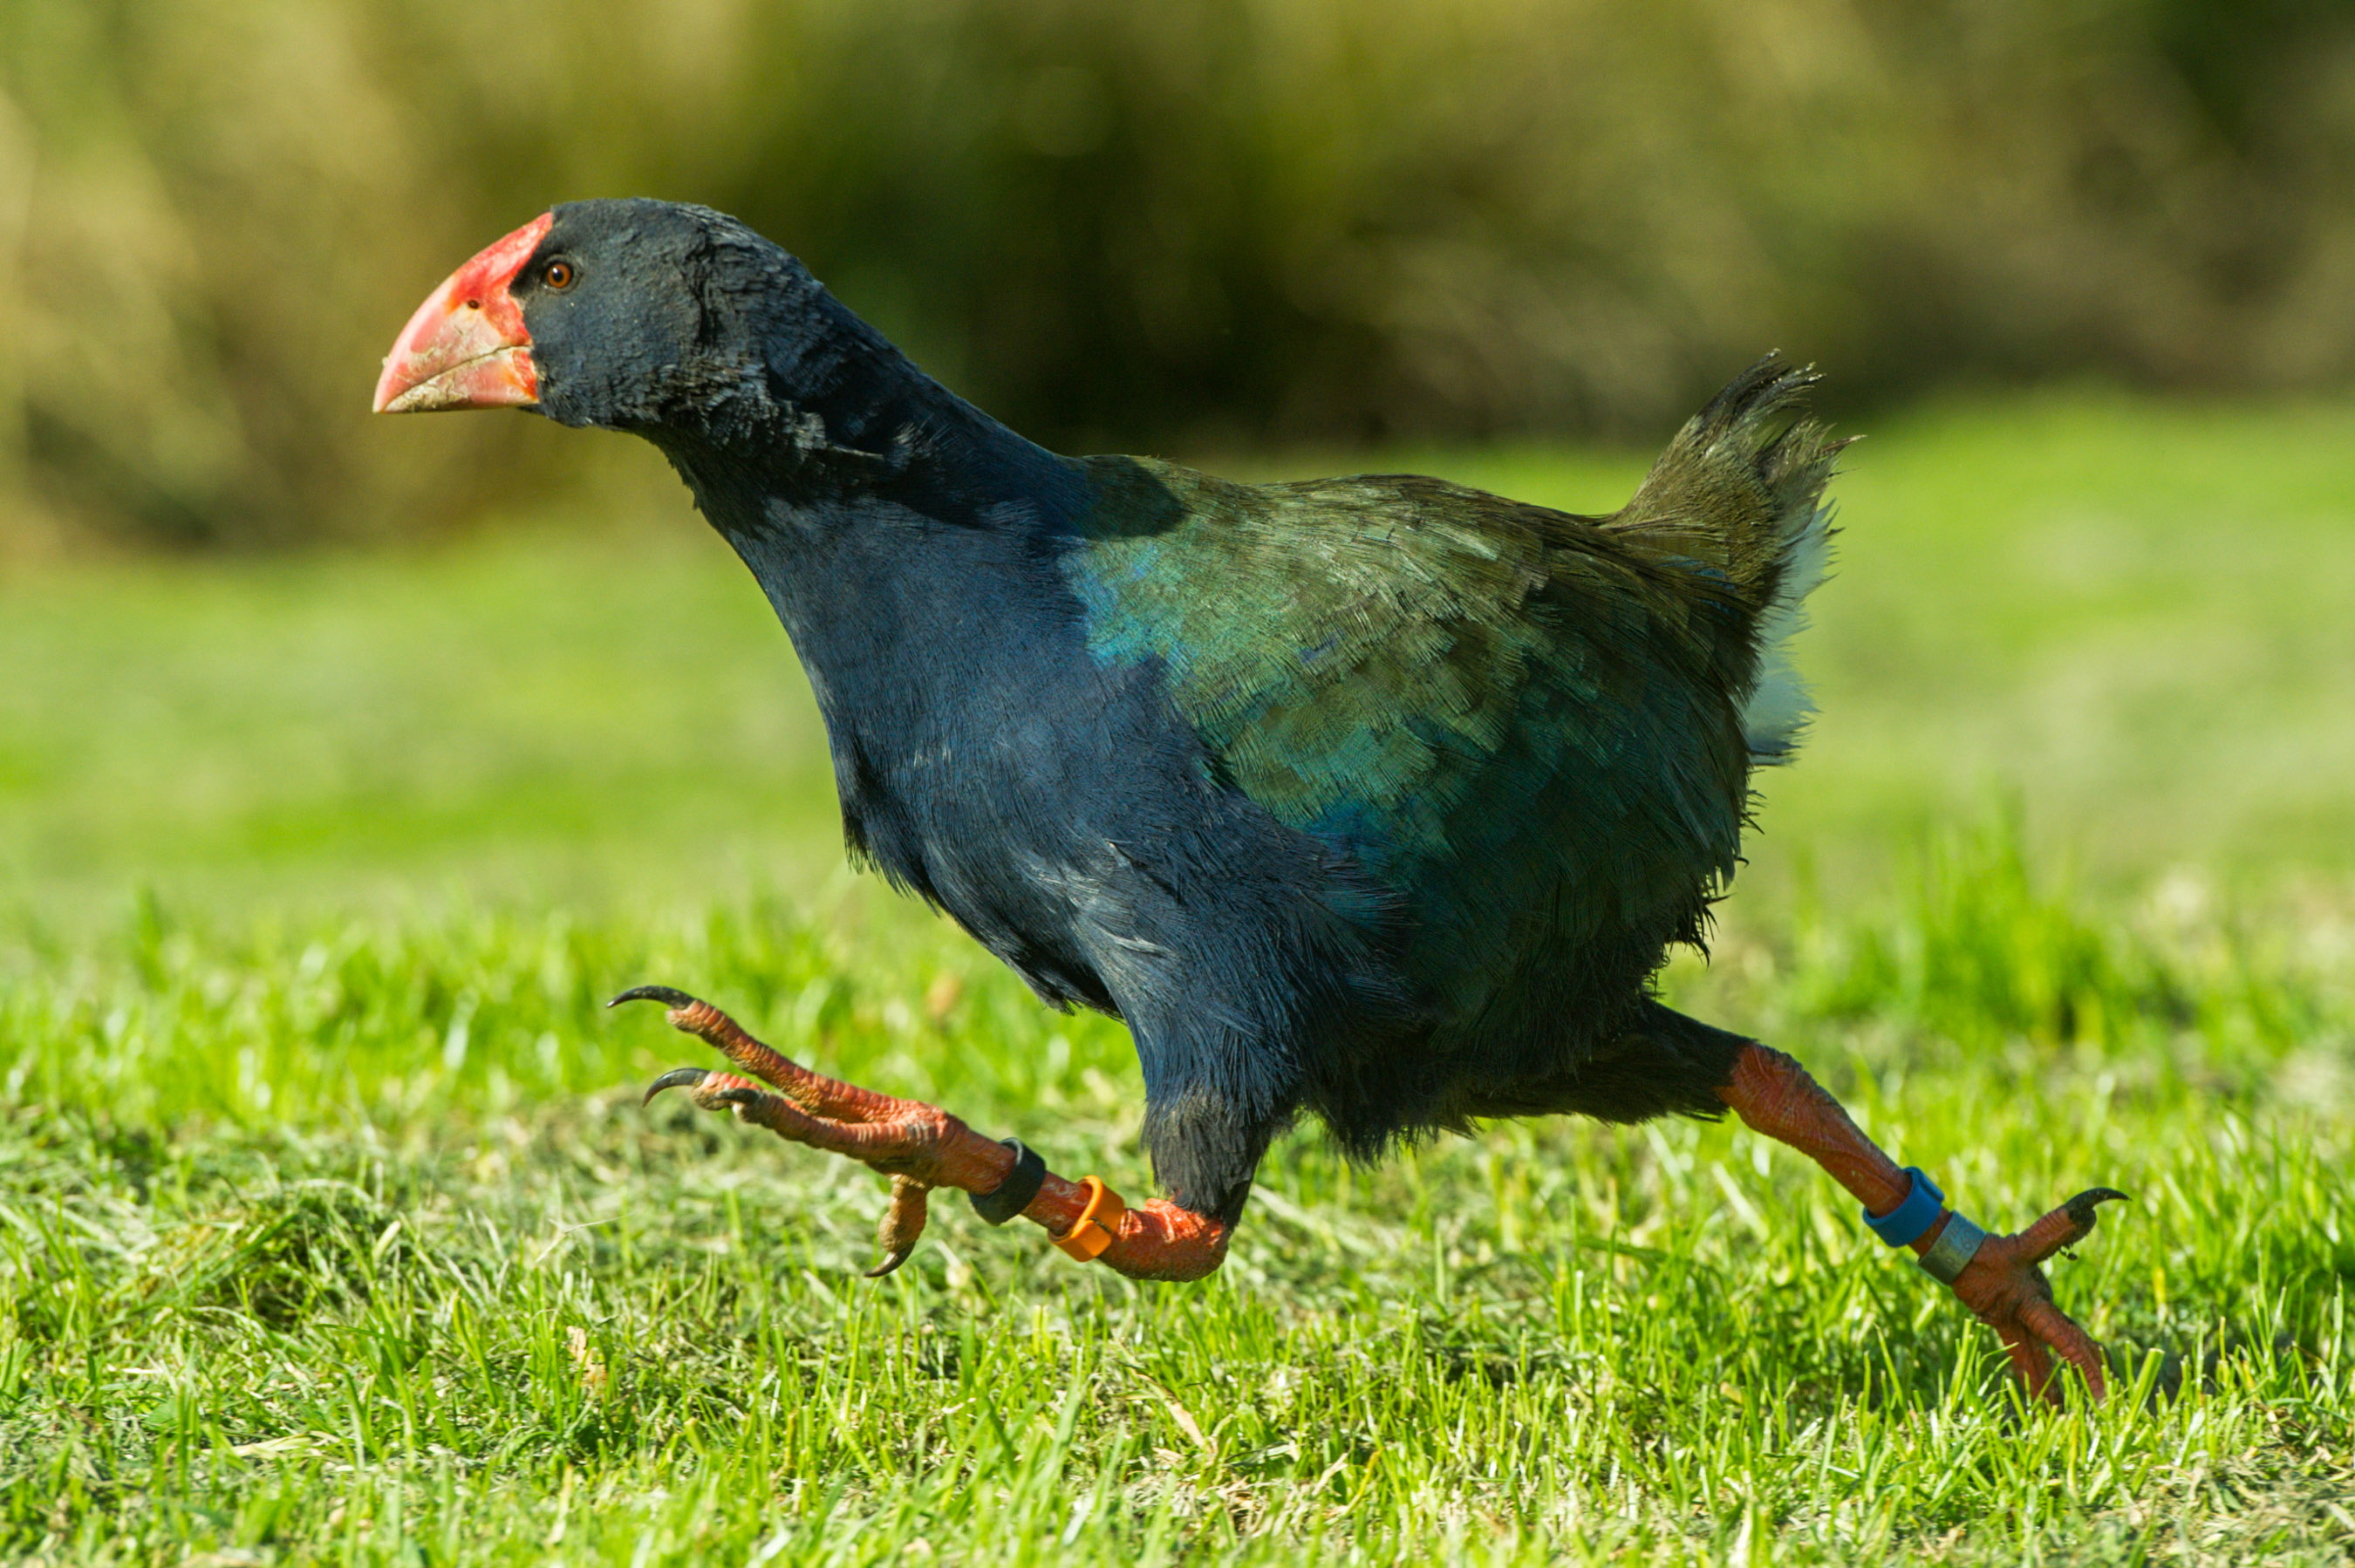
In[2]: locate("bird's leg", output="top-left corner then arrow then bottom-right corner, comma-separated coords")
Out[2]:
1719,1042 -> 2125,1404
616,986 -> 1231,1281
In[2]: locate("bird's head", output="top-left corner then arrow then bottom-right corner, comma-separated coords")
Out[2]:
374,199 -> 829,440
377,199 -> 1070,517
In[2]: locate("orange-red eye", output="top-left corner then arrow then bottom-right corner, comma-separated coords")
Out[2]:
544,260 -> 576,290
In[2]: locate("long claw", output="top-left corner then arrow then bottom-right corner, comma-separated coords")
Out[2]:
2066,1188 -> 2129,1229
610,985 -> 860,1118
864,1176 -> 931,1278
2017,1188 -> 2130,1267
611,985 -> 700,1010
642,1066 -> 710,1106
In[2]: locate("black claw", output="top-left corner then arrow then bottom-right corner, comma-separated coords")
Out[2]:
864,1245 -> 917,1279
642,1067 -> 709,1106
715,1086 -> 762,1108
610,985 -> 700,1010
2065,1188 -> 2130,1229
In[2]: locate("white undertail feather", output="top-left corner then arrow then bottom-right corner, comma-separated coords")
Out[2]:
1739,493 -> 1833,765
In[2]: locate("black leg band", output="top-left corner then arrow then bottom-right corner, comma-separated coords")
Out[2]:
967,1138 -> 1047,1226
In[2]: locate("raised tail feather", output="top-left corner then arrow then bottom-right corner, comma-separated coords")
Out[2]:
1609,353 -> 1843,765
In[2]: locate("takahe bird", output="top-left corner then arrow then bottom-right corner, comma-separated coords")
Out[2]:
376,200 -> 2121,1401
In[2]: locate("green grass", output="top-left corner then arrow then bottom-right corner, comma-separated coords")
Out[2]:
3,395 -> 2354,1561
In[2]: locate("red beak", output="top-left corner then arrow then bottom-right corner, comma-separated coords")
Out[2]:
373,213 -> 553,413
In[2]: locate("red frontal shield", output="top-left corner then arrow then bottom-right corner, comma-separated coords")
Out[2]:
373,213 -> 553,413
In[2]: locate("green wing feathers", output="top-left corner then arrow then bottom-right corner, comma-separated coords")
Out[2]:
1067,358 -> 1837,1015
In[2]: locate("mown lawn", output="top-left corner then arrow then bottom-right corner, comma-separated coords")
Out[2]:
3,394 -> 2352,1563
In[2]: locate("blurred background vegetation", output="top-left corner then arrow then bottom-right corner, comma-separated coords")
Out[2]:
3,0 -> 2355,550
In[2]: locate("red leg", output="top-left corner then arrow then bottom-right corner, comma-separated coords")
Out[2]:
616,987 -> 1229,1281
1720,1043 -> 2124,1404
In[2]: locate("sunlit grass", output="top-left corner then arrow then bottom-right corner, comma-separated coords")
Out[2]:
1,851 -> 2349,1563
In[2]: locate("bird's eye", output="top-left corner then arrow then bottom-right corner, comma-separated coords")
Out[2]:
543,260 -> 577,290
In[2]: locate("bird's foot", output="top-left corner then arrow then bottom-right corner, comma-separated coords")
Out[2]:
1719,1042 -> 2124,1406
1943,1188 -> 2126,1405
614,985 -> 1233,1281
619,985 -> 1012,1274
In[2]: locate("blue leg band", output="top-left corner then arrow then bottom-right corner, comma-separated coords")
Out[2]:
1862,1167 -> 1945,1248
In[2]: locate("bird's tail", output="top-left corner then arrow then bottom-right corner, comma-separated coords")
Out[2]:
1609,355 -> 1842,765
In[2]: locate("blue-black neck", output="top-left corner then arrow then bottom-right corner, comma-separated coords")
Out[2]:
638,283 -> 1105,840
645,276 -> 1087,546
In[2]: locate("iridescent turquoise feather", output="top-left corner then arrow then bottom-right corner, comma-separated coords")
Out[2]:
1064,361 -> 1839,1036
